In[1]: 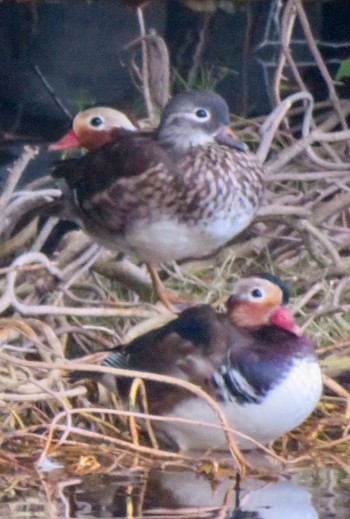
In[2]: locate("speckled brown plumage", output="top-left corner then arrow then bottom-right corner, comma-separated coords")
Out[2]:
53,91 -> 264,266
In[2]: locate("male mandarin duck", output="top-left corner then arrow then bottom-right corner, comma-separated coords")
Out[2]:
73,275 -> 322,451
50,91 -> 264,309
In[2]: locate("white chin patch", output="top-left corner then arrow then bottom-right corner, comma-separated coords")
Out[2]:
173,134 -> 213,152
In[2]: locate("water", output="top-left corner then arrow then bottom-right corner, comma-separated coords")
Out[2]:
1,463 -> 348,518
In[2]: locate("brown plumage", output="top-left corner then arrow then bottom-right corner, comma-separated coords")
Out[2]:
51,92 -> 265,308
72,275 -> 322,451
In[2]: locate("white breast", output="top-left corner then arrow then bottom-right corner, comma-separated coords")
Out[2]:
157,358 -> 322,451
125,211 -> 254,263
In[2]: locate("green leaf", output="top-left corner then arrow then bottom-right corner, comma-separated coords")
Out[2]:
336,56 -> 350,80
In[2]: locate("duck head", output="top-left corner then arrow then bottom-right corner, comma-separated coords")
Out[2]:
157,90 -> 247,153
226,276 -> 302,336
49,107 -> 137,151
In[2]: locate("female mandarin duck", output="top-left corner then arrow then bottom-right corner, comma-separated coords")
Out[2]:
74,275 -> 322,451
50,91 -> 264,309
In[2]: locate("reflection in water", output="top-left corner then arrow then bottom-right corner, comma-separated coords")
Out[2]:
65,468 -> 318,519
2,466 -> 350,518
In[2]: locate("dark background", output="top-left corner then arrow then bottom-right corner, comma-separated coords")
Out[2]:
1,0 -> 350,180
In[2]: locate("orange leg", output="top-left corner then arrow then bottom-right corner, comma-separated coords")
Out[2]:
146,264 -> 189,311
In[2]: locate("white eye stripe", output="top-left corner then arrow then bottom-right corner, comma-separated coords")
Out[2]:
181,111 -> 211,123
165,109 -> 212,125
193,107 -> 211,122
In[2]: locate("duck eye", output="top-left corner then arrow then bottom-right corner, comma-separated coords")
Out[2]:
195,108 -> 209,120
90,116 -> 104,128
251,288 -> 263,298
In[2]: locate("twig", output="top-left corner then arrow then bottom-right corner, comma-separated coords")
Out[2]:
93,254 -> 153,299
36,423 -> 190,462
292,282 -> 325,314
0,252 -> 157,318
274,0 -> 348,163
270,170 -> 350,182
56,230 -> 153,298
273,0 -> 297,107
322,374 -> 350,401
0,220 -> 38,260
39,406 -> 286,464
294,219 -> 341,267
33,64 -> 72,120
187,13 -> 210,88
257,204 -> 311,218
0,146 -> 39,235
61,243 -> 102,289
1,354 -> 250,472
257,92 -> 313,163
136,7 -> 155,122
332,276 -> 350,332
30,217 -> 59,252
0,386 -> 85,402
311,191 -> 350,226
294,0 -> 349,135
266,128 -> 350,176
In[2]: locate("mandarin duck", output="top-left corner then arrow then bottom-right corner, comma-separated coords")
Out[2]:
72,275 -> 322,451
49,106 -> 137,151
50,91 -> 264,309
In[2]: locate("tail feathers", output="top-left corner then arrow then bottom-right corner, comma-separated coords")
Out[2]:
69,348 -> 129,385
101,348 -> 129,370
6,197 -> 75,238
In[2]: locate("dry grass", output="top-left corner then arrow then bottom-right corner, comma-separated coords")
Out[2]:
1,92 -> 350,482
1,0 -> 350,496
